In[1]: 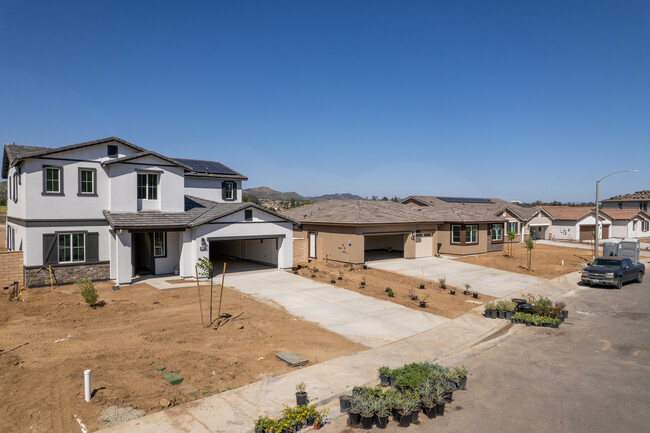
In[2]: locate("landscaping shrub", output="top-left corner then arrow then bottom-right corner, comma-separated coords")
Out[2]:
76,278 -> 98,306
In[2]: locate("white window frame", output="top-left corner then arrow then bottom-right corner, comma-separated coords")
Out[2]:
465,225 -> 478,244
153,232 -> 166,257
643,220 -> 649,232
451,225 -> 461,244
507,222 -> 518,233
137,173 -> 158,200
492,224 -> 503,241
58,232 -> 85,263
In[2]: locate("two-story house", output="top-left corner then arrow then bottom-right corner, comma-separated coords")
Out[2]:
2,137 -> 296,286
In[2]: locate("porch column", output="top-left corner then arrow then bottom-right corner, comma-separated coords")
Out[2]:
115,230 -> 132,285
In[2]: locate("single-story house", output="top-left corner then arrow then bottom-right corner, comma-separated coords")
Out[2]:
283,199 -> 506,264
599,209 -> 650,239
544,206 -> 612,241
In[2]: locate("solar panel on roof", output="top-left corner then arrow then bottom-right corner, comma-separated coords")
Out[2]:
438,197 -> 494,204
175,158 -> 239,175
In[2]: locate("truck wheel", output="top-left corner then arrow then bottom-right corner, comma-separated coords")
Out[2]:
637,273 -> 644,284
615,278 -> 622,290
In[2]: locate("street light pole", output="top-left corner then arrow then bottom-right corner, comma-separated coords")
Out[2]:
594,169 -> 638,258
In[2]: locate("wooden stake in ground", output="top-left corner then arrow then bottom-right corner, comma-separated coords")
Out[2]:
194,266 -> 205,327
216,262 -> 227,322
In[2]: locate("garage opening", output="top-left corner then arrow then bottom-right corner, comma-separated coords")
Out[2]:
364,233 -> 406,261
209,237 -> 279,273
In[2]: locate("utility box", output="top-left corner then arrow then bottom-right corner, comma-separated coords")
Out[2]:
602,239 -> 641,264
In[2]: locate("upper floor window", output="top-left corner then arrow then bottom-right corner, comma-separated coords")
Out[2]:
466,225 -> 478,243
640,202 -> 648,212
617,202 -> 623,209
224,181 -> 234,200
43,166 -> 63,195
137,173 -> 158,200
79,168 -> 96,195
492,224 -> 503,241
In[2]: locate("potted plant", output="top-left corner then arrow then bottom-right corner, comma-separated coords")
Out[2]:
348,396 -> 361,426
419,295 -> 430,308
339,394 -> 352,413
449,288 -> 456,295
417,380 -> 436,419
375,400 -> 390,429
311,274 -> 316,279
452,365 -> 468,390
361,278 -> 366,286
296,382 -> 308,406
434,383 -> 448,416
438,277 -> 446,289
254,415 -> 271,433
496,300 -> 507,319
390,393 -> 403,421
463,283 -> 471,295
419,283 -> 425,289
504,301 -> 517,320
359,398 -> 374,430
484,302 -> 497,318
409,288 -> 418,301
398,394 -> 418,427
378,366 -> 391,386
473,291 -> 479,299
385,287 -> 394,297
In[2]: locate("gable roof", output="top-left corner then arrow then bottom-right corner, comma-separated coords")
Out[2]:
599,209 -> 650,221
541,206 -> 610,221
403,195 -> 522,222
2,144 -> 50,177
602,190 -> 650,202
173,158 -> 247,180
101,151 -> 192,171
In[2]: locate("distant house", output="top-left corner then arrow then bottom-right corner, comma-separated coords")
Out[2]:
283,199 -> 506,264
403,196 -> 553,241
544,206 -> 612,241
2,137 -> 296,286
599,209 -> 650,239
601,190 -> 650,212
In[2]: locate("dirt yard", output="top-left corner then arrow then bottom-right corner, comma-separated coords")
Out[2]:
294,260 -> 495,319
455,242 -> 593,279
0,281 -> 365,433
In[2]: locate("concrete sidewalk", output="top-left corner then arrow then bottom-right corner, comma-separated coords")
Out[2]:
369,256 -> 543,297
103,272 -> 582,433
145,269 -> 449,348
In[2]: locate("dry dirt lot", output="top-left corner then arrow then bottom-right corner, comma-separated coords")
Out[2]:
0,281 -> 365,433
455,242 -> 593,279
294,260 -> 495,319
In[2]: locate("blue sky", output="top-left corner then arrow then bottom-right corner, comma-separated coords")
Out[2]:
1,0 -> 648,202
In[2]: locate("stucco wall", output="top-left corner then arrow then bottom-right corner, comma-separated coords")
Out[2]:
184,177 -> 242,203
437,223 -> 490,255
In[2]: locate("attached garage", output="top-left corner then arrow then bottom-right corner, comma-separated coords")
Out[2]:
364,233 -> 406,260
209,235 -> 280,267
579,225 -> 609,241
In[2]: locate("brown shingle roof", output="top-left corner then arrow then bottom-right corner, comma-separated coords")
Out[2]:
599,209 -> 650,221
542,206 -> 595,221
403,195 -> 533,221
603,190 -> 650,202
281,200 -> 504,225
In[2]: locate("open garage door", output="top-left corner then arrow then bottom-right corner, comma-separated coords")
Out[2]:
364,233 -> 406,261
209,236 -> 279,271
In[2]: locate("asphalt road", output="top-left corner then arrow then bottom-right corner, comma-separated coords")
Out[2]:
332,272 -> 650,433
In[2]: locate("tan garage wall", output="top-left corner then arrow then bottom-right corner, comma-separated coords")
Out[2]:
1,251 -> 24,289
437,223 -> 490,255
293,230 -> 309,264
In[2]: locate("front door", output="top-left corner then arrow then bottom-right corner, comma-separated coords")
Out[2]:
132,232 -> 154,275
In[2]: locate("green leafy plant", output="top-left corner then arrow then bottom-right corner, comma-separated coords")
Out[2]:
378,366 -> 391,376
385,287 -> 394,297
438,277 -> 446,289
296,382 -> 306,394
504,301 -> 517,312
525,236 -> 535,270
76,278 -> 98,306
484,302 -> 497,311
507,230 -> 516,257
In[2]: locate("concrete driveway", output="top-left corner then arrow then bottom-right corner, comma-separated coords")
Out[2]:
369,257 -> 542,298
224,270 -> 449,348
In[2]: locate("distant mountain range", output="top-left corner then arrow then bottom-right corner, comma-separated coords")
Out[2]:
244,186 -> 364,202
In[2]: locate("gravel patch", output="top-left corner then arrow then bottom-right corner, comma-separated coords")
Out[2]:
98,406 -> 145,429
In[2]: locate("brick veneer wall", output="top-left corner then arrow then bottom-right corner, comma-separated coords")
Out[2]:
0,228 -> 6,250
24,261 -> 111,287
487,236 -> 504,253
293,230 -> 309,264
1,251 -> 24,289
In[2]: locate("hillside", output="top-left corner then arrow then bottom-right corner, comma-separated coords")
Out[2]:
244,186 -> 364,202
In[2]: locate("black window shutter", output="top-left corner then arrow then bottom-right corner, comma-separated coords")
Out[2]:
222,181 -> 227,201
232,182 -> 237,200
86,233 -> 99,262
43,234 -> 58,265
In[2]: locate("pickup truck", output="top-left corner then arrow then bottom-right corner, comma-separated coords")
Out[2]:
581,257 -> 645,289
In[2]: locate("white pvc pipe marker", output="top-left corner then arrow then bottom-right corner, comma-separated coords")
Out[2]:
84,369 -> 92,402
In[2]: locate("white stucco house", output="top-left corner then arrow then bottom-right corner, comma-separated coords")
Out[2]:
2,137 -> 296,286
544,206 -> 612,241
599,209 -> 650,239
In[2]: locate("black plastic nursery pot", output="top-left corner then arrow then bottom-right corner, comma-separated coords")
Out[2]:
296,392 -> 308,406
563,310 -> 569,319
376,415 -> 389,428
423,405 -> 437,418
436,402 -> 446,416
339,395 -> 351,413
419,301 -> 427,308
411,296 -> 418,301
360,415 -> 373,430
497,310 -> 505,319
399,412 -> 412,427
388,376 -> 396,388
338,276 -> 343,280
306,417 -> 314,426
459,376 -> 467,390
391,406 -> 401,420
419,284 -> 425,289
379,374 -> 390,387
473,293 -> 479,298
489,310 -> 498,319
348,411 -> 361,426
505,311 -> 513,320
411,408 -> 420,423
